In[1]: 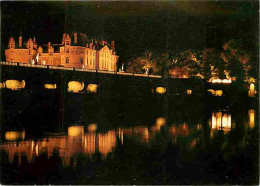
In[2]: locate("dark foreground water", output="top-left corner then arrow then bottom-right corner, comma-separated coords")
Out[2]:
0,88 -> 258,185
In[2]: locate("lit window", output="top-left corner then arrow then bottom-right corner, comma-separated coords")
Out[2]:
66,57 -> 69,64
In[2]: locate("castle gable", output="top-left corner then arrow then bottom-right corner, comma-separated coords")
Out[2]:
99,45 -> 111,54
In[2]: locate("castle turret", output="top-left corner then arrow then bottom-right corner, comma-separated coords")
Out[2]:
33,37 -> 37,49
38,46 -> 43,54
8,37 -> 15,49
19,34 -> 22,48
74,32 -> 77,44
48,42 -> 54,54
111,41 -> 115,51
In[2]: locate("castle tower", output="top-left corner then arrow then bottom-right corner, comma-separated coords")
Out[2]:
111,41 -> 115,51
33,37 -> 37,49
8,37 -> 15,49
74,32 -> 77,44
19,34 -> 22,48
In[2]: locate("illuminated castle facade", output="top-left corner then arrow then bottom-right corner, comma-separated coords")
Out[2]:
5,32 -> 119,71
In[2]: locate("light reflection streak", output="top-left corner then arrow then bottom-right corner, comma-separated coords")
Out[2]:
211,112 -> 232,134
0,126 -> 117,166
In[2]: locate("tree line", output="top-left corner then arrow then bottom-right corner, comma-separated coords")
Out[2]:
125,40 -> 256,85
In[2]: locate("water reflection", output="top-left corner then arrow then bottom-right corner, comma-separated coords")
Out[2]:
210,112 -> 232,134
0,126 -> 117,167
0,109 -> 257,184
5,131 -> 25,141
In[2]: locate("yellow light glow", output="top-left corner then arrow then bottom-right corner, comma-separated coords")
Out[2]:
211,79 -> 231,84
249,77 -> 256,83
68,81 -> 84,93
222,79 -> 232,84
0,82 -> 5,89
215,90 -> 223,96
68,126 -> 84,137
44,84 -> 56,89
207,89 -> 215,95
248,90 -> 256,97
87,123 -> 97,132
5,80 -> 25,90
249,110 -> 255,129
156,87 -> 166,94
249,83 -> 255,91
87,84 -> 98,93
153,117 -> 165,131
187,89 -> 192,95
211,112 -> 231,133
5,131 -> 25,141
211,79 -> 222,83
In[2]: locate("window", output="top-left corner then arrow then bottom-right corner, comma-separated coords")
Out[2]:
66,48 -> 69,53
66,57 -> 69,64
80,57 -> 83,64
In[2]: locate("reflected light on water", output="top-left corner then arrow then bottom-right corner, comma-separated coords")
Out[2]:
44,84 -> 56,89
211,112 -> 231,134
5,131 -> 25,141
98,131 -> 116,156
5,80 -> 25,90
68,126 -> 84,137
68,81 -> 84,93
1,128 -> 118,166
249,110 -> 255,129
87,124 -> 97,132
169,123 -> 190,137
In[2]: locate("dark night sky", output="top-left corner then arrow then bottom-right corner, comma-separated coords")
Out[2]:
1,1 -> 259,65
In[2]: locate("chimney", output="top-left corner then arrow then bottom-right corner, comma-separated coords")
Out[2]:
48,42 -> 51,48
74,32 -> 77,44
19,35 -> 22,47
111,41 -> 115,50
62,33 -> 66,44
33,37 -> 36,43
